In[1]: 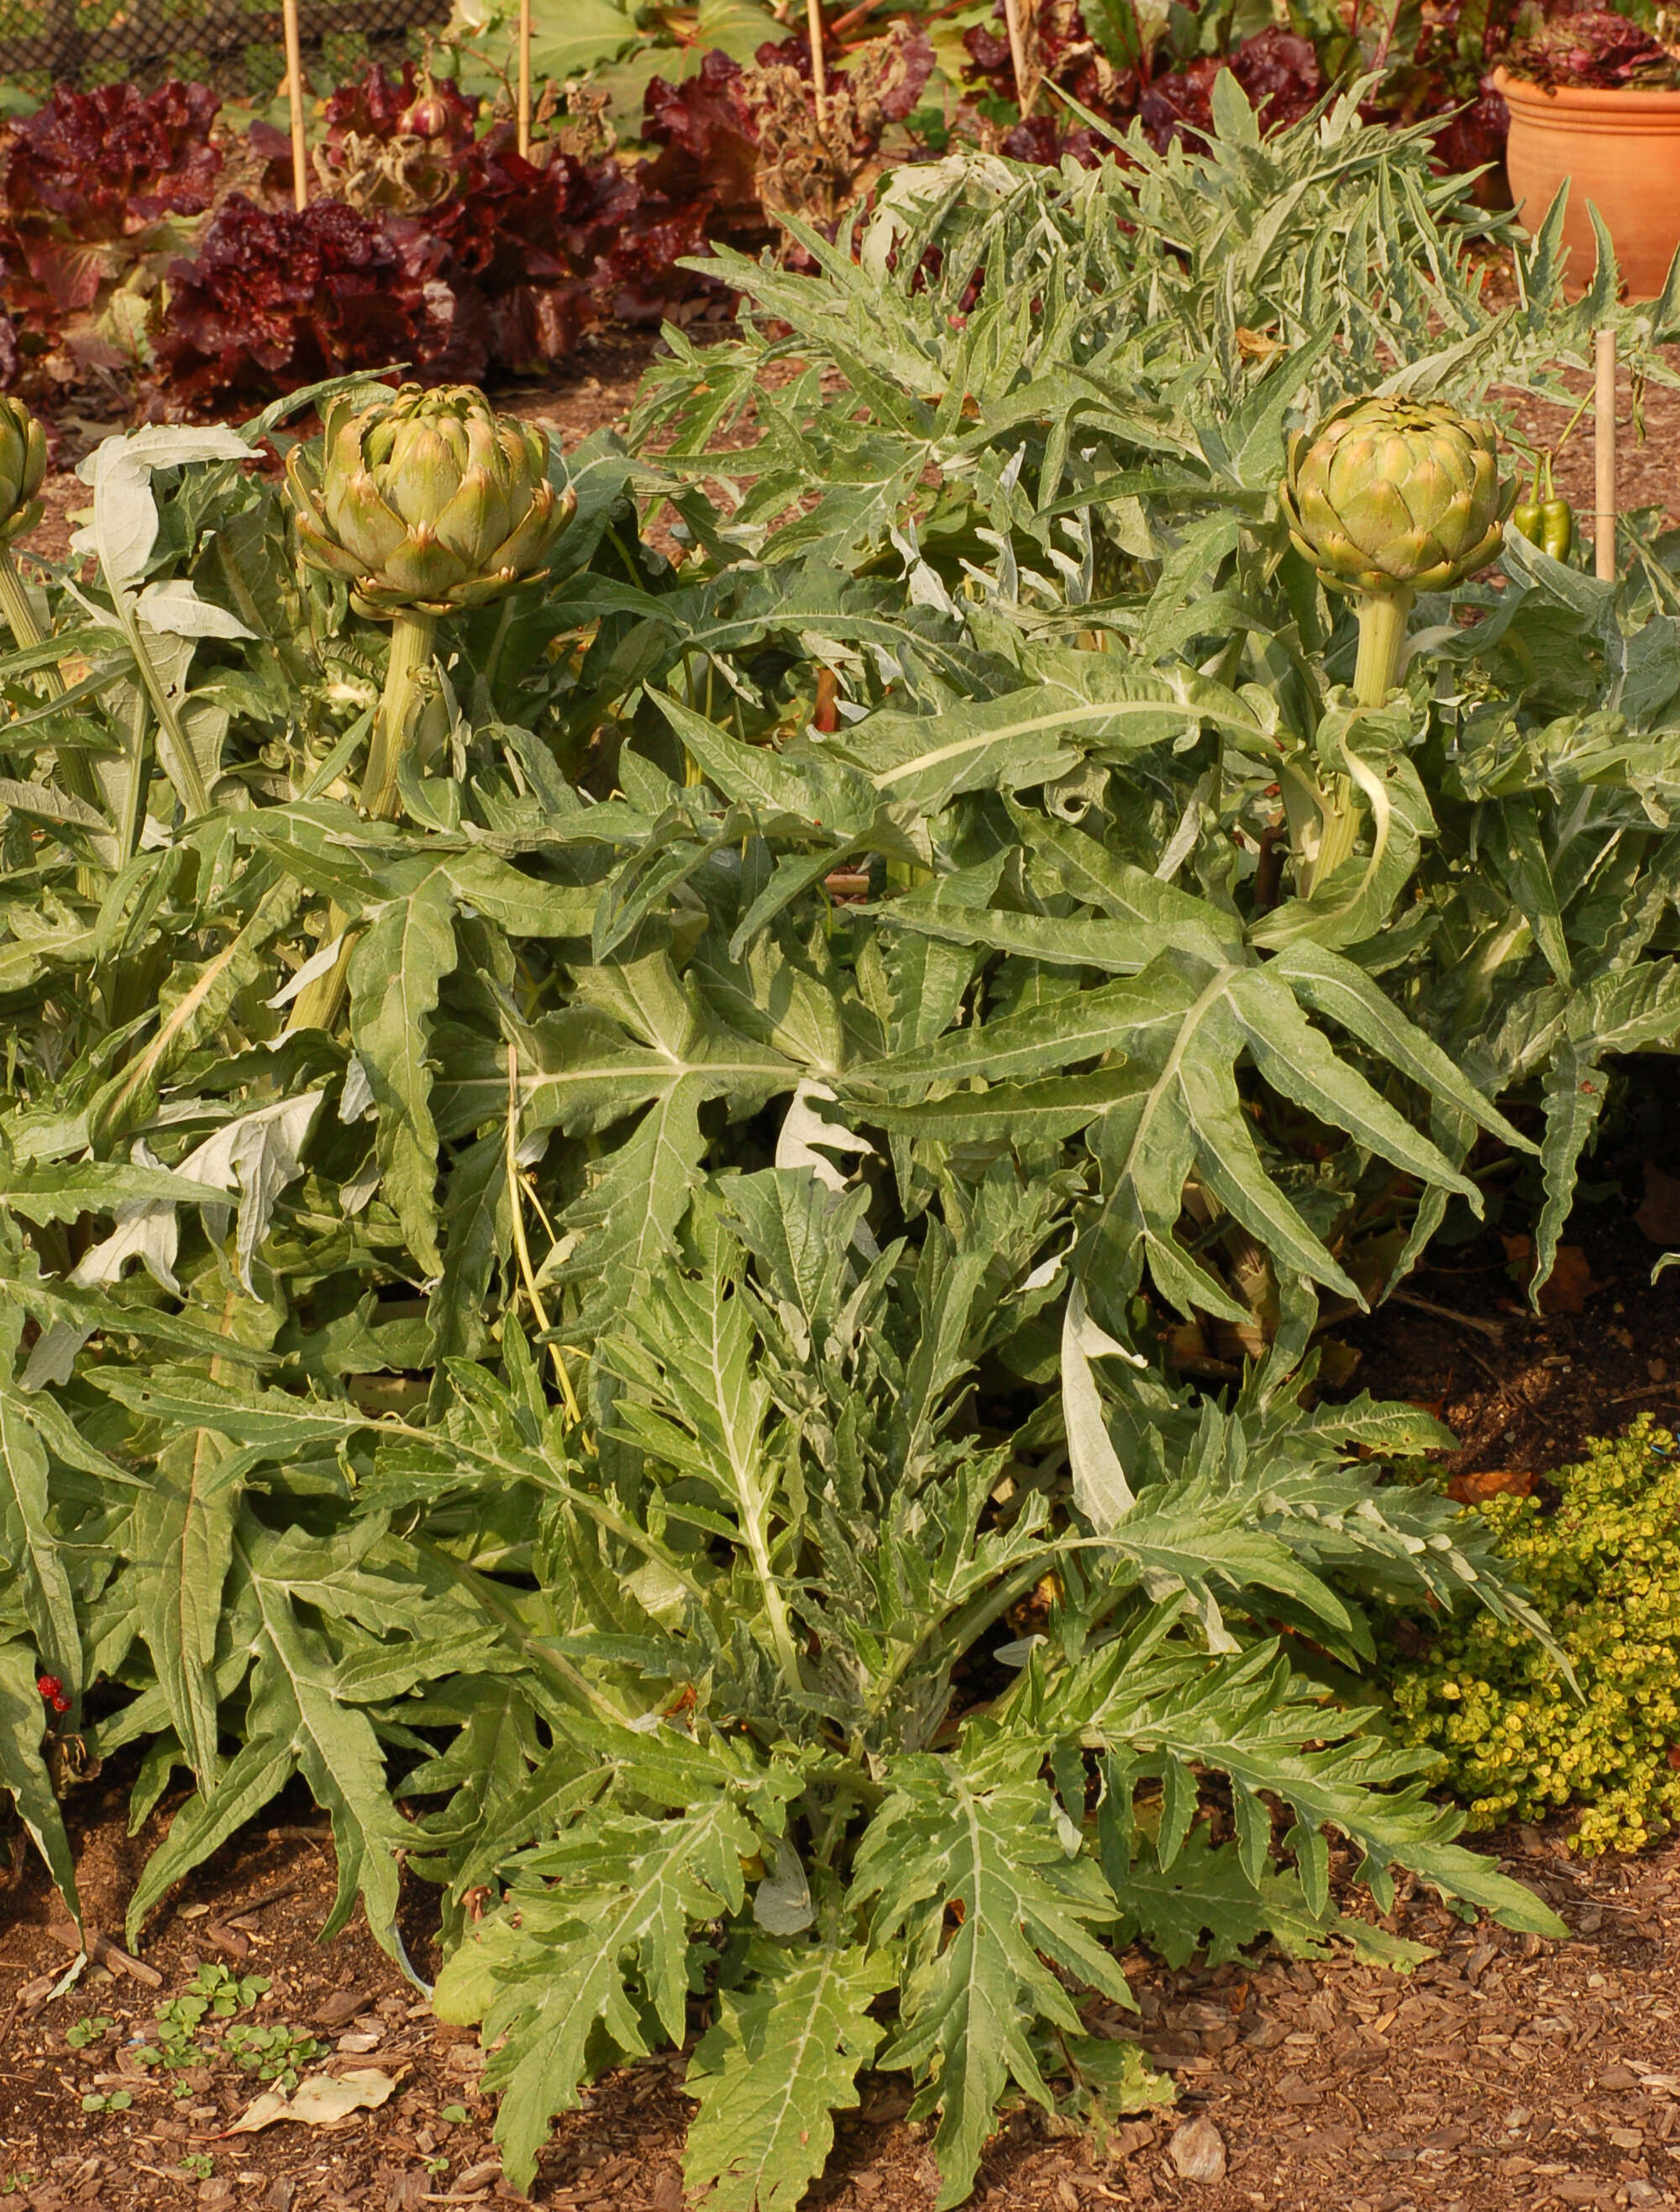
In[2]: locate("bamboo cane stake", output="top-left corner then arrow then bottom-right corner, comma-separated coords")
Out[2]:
281,0 -> 308,212
807,0 -> 827,130
1594,326 -> 1617,583
1001,0 -> 1034,117
517,0 -> 533,160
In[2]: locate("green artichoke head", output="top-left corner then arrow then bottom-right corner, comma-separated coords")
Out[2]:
285,381 -> 574,616
0,397 -> 47,548
1280,395 -> 1515,597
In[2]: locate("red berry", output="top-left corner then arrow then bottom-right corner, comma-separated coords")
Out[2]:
51,1695 -> 70,1714
36,1674 -> 62,1702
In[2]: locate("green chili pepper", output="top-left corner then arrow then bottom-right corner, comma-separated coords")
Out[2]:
1510,495 -> 1574,563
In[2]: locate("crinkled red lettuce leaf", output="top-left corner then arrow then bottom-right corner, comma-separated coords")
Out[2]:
1142,29 -> 1322,150
5,81 -> 221,239
159,192 -> 472,401
1505,6 -> 1677,87
643,50 -> 764,227
1429,85 -> 1510,175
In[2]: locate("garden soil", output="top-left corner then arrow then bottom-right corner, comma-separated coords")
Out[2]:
13,322 -> 1680,2212
5,1731 -> 1680,2212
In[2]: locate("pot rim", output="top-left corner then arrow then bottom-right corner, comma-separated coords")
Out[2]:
1492,62 -> 1680,113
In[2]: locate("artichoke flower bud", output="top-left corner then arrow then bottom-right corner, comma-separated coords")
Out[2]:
0,397 -> 48,548
285,381 -> 574,617
1280,395 -> 1515,598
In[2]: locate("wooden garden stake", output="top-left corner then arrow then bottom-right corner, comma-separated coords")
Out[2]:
1002,0 -> 1035,116
517,0 -> 533,160
807,0 -> 828,130
1594,326 -> 1617,582
282,0 -> 309,212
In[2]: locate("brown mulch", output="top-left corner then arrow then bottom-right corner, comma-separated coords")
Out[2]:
4,1792 -> 1680,2212
1343,1208 -> 1680,1487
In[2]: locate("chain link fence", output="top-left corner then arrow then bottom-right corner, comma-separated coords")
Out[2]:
0,0 -> 450,100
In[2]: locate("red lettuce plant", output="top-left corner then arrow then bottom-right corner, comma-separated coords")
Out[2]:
957,0 -> 1520,175
0,78 -> 223,344
1142,27 -> 1325,149
1427,85 -> 1510,176
359,60 -> 736,359
423,130 -> 718,370
961,3 -> 1320,156
4,81 -> 221,239
159,194 -> 462,401
638,26 -> 933,235
642,50 -> 768,232
160,61 -> 738,397
1504,6 -> 1679,87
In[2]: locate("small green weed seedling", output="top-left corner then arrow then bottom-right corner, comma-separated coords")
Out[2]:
127,1964 -> 319,2092
144,1964 -> 268,2057
80,2089 -> 133,2113
223,2019 -> 324,2088
131,1964 -> 271,2077
64,2015 -> 112,2051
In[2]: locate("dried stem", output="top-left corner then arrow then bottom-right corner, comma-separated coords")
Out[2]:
807,0 -> 829,126
505,1041 -> 584,1425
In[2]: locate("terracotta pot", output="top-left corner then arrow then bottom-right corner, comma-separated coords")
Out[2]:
1494,67 -> 1680,299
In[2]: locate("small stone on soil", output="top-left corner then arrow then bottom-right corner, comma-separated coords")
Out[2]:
1168,2115 -> 1226,2183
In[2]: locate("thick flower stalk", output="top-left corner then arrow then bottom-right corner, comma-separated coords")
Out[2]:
284,383 -> 572,1030
286,380 -> 572,821
1281,394 -> 1515,708
0,397 -> 55,677
0,397 -> 46,549
0,399 -> 107,827
1276,396 -> 1513,900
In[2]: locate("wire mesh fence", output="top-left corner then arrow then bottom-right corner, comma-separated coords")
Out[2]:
0,0 -> 451,100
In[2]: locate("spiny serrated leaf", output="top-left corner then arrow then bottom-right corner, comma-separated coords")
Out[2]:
555,1076 -> 706,1324
0,1382 -> 81,1701
131,1432 -> 241,1789
89,878 -> 302,1144
683,1942 -> 894,2212
825,660 -> 1268,813
125,1731 -> 295,1945
240,1518 -> 411,1954
441,1799 -> 759,2189
0,1159 -> 232,1228
1035,1643 -> 1565,1936
853,1743 -> 1130,2209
